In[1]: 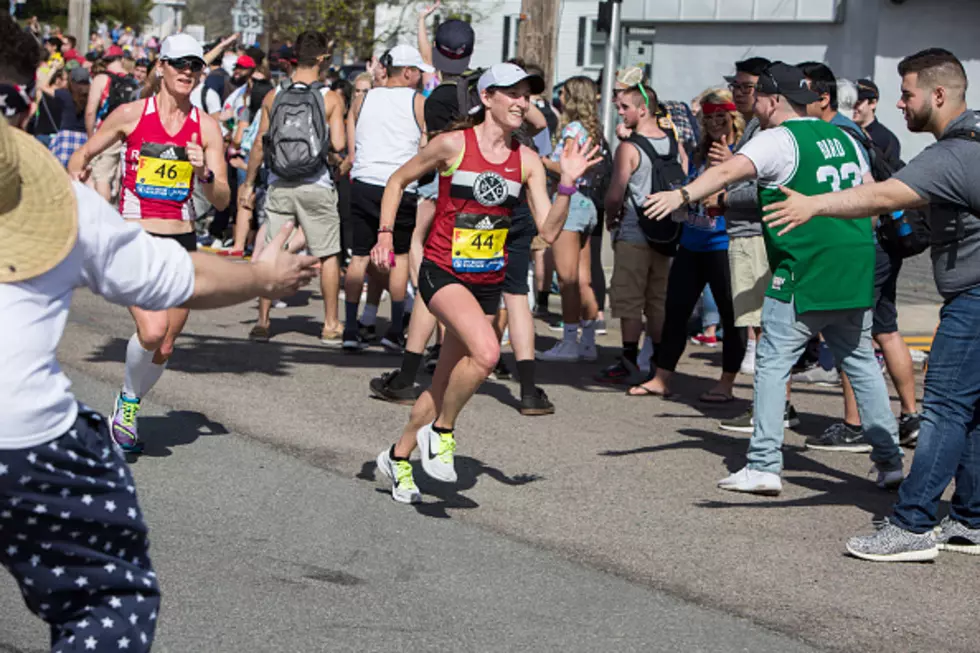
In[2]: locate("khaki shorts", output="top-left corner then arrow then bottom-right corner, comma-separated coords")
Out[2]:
265,181 -> 341,259
609,240 -> 669,333
90,140 -> 123,201
729,235 -> 771,328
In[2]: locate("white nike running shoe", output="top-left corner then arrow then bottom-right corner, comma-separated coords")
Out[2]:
416,423 -> 457,483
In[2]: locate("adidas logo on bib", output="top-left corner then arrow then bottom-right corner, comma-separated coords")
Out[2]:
159,147 -> 179,160
474,216 -> 495,231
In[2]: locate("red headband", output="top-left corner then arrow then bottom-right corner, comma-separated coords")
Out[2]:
702,101 -> 737,114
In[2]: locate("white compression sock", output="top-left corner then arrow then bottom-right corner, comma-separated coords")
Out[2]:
581,320 -> 596,347
122,333 -> 167,399
360,304 -> 378,327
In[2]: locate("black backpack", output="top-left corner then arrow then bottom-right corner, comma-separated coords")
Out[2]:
585,137 -> 614,212
101,74 -> 141,120
839,125 -> 930,259
626,131 -> 687,257
434,68 -> 485,122
264,81 -> 330,181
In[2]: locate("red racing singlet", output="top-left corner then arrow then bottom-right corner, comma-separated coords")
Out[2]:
119,96 -> 201,221
424,128 -> 524,285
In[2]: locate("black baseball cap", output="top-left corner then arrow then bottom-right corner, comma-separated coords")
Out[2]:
756,62 -> 821,105
432,19 -> 475,75
724,56 -> 771,83
856,78 -> 879,102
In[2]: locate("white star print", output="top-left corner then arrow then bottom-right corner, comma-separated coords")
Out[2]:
81,495 -> 93,506
26,453 -> 37,464
135,593 -> 144,603
117,636 -> 130,649
0,463 -> 7,476
45,463 -> 55,472
104,501 -> 117,513
67,450 -> 78,461
48,441 -> 59,451
101,616 -> 114,629
39,483 -> 51,492
141,577 -> 152,587
34,504 -> 48,514
52,567 -> 65,577
26,517 -> 37,526
128,613 -> 138,625
50,524 -> 62,533
139,632 -> 147,644
125,571 -> 134,582
60,488 -> 71,499
60,511 -> 71,519
5,545 -> 17,556
74,576 -> 89,588
104,563 -> 117,574
9,497 -> 22,506
18,475 -> 31,485
29,555 -> 40,567
40,542 -> 52,550
84,636 -> 97,650
23,577 -> 34,586
0,510 -> 10,519
149,610 -> 157,621
126,485 -> 135,495
108,596 -> 122,609
126,508 -> 138,520
77,618 -> 90,629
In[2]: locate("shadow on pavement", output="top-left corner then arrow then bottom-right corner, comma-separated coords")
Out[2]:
599,427 -> 906,517
356,456 -> 542,519
129,410 -> 230,460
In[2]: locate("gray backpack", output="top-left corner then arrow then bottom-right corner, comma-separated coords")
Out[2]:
264,80 -> 329,180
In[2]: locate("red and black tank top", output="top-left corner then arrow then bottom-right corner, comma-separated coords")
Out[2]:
119,96 -> 201,221
424,128 -> 524,285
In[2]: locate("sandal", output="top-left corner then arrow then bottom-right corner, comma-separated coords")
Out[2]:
626,384 -> 672,398
699,391 -> 735,404
248,325 -> 270,342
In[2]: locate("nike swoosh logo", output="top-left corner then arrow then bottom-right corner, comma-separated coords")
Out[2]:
504,167 -> 518,172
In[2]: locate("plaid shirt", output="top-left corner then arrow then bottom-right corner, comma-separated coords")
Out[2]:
661,100 -> 700,155
50,129 -> 88,168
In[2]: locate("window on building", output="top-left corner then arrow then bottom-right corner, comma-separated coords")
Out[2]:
501,15 -> 521,62
576,16 -> 607,68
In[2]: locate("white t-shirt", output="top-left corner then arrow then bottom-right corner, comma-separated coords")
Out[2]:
738,117 -> 870,187
191,83 -> 222,115
0,183 -> 196,450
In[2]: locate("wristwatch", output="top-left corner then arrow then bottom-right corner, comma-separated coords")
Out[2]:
197,168 -> 215,185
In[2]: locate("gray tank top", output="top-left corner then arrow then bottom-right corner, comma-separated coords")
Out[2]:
618,135 -> 672,244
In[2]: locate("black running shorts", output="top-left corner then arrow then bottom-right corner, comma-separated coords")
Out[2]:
418,258 -> 502,316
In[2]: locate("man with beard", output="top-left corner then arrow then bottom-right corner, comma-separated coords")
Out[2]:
763,48 -> 980,563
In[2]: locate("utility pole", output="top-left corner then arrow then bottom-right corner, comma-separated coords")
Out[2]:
598,0 -> 622,145
68,0 -> 91,52
518,0 -> 559,96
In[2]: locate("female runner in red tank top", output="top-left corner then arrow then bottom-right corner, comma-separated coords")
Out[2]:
68,34 -> 229,453
370,63 -> 601,503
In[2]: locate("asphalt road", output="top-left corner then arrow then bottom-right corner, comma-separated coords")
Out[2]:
2,288 -> 974,652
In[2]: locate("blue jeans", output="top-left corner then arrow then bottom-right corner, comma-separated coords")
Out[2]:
701,284 -> 720,330
893,287 -> 980,532
748,296 -> 902,474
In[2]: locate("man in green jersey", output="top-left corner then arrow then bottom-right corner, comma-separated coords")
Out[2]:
643,62 -> 904,496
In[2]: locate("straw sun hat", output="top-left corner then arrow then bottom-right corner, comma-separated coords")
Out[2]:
0,118 -> 77,283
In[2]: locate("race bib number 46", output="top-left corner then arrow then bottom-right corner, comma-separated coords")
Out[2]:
135,143 -> 193,202
452,213 -> 509,274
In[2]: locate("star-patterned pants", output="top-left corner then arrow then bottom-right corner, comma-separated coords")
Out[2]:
0,406 -> 160,652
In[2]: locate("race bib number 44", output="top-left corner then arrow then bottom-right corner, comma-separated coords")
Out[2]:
452,213 -> 509,274
135,143 -> 193,202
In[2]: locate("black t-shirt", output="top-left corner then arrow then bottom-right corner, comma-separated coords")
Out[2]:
55,89 -> 85,132
866,119 -> 902,164
423,82 -> 460,134
204,68 -> 232,103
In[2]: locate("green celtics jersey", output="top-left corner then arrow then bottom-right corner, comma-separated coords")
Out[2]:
757,118 -> 875,313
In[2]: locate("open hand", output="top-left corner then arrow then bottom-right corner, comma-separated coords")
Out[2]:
558,136 -> 603,185
708,135 -> 732,166
419,0 -> 442,17
643,189 -> 685,221
253,222 -> 320,298
762,185 -> 817,236
370,233 -> 395,272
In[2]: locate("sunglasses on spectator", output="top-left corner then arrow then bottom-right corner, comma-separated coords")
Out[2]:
728,82 -> 757,93
164,57 -> 204,73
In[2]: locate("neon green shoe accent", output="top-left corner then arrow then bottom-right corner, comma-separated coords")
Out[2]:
120,397 -> 141,428
434,432 -> 456,465
392,459 -> 418,491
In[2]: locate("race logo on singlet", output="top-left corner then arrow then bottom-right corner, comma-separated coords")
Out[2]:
134,143 -> 193,202
472,171 -> 509,207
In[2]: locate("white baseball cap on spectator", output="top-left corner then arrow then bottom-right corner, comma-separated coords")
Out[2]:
387,44 -> 434,73
477,63 -> 545,95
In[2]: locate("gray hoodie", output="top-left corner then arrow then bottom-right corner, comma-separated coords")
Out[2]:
725,116 -> 763,238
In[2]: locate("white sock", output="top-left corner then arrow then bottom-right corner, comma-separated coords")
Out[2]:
563,322 -> 579,343
745,337 -> 757,361
581,320 -> 596,347
360,304 -> 378,327
123,333 -> 167,399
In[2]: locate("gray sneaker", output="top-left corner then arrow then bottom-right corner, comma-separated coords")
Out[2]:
791,365 -> 841,387
805,422 -> 872,453
935,516 -> 980,555
846,518 -> 939,562
719,404 -> 799,433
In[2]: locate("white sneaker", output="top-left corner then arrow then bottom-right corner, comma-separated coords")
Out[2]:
537,339 -> 580,362
376,449 -> 421,504
579,342 -> 598,362
739,350 -> 756,376
718,466 -> 782,496
873,464 -> 904,490
416,423 -> 457,483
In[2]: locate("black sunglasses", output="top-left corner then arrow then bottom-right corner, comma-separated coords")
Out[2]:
165,57 -> 205,73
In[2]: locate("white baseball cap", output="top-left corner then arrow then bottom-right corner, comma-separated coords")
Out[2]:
160,33 -> 205,63
478,63 -> 545,95
387,44 -> 435,73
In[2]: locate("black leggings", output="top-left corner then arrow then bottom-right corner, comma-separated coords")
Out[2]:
656,247 -> 744,374
591,206 -> 607,312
